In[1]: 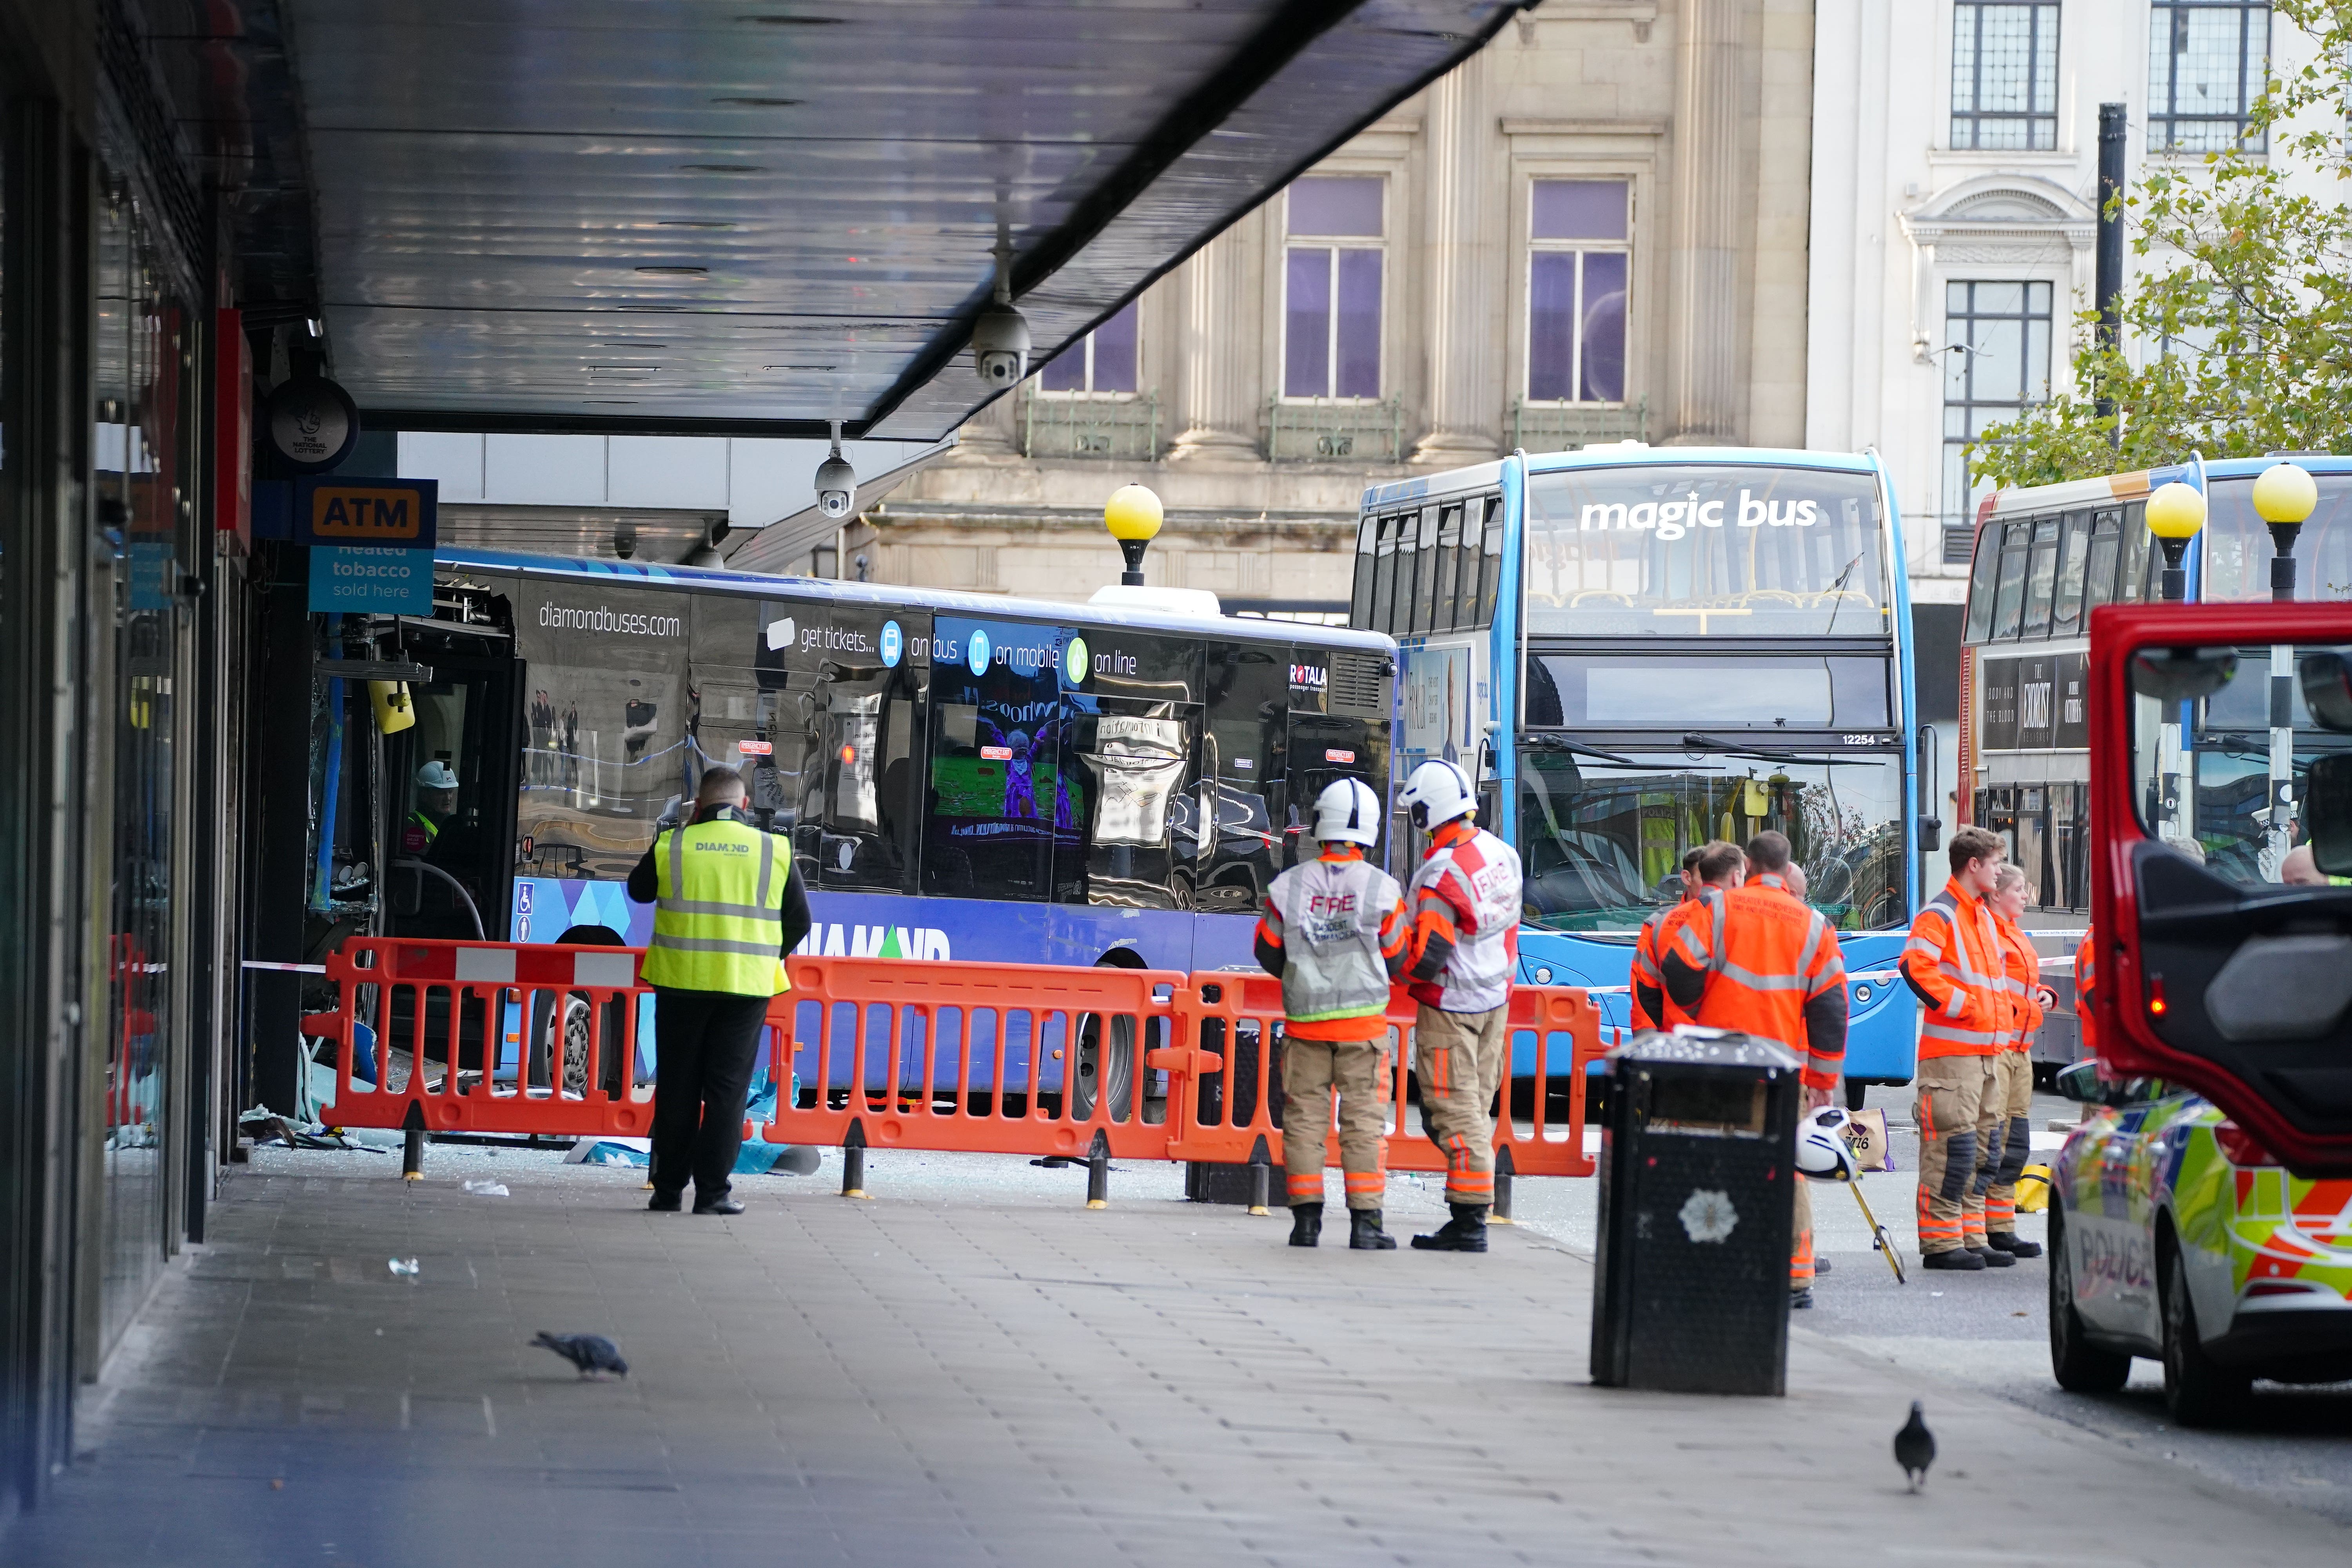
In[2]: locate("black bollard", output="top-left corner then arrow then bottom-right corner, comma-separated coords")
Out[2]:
401,1102 -> 426,1181
1086,1129 -> 1111,1209
1248,1161 -> 1270,1216
1493,1145 -> 1516,1225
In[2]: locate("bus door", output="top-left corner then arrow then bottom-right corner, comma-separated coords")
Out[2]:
2092,601 -> 2352,1172
1192,643 -> 1289,914
1281,644 -> 1393,871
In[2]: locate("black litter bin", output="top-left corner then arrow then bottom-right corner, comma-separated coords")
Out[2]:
1589,1031 -> 1804,1396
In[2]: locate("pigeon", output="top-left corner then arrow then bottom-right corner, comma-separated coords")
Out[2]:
1894,1401 -> 1935,1492
532,1332 -> 628,1379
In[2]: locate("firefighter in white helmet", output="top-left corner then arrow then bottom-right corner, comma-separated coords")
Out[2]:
1254,777 -> 1412,1249
1396,758 -> 1524,1252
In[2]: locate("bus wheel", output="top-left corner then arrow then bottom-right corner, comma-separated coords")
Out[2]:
558,996 -> 592,1098
1071,1011 -> 1135,1122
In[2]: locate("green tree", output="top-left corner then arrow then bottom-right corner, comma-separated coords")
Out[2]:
1972,1 -> 2352,489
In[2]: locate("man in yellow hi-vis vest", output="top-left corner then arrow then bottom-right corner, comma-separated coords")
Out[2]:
626,767 -> 810,1214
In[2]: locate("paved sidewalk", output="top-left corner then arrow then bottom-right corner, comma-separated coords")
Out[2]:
11,1151 -> 2348,1567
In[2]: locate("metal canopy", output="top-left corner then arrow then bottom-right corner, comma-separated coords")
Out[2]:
151,0 -> 1517,441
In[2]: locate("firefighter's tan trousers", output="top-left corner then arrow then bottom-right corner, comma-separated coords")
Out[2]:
1980,1049 -> 2035,1238
1915,1054 -> 1995,1255
1414,1004 -> 1509,1208
1280,1038 -> 1390,1211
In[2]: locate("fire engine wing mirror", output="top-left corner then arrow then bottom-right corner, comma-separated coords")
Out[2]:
2127,647 -> 2238,704
2305,753 -> 2352,879
2298,650 -> 2352,732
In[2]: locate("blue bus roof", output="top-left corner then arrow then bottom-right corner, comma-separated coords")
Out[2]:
434,546 -> 1397,654
1359,446 -> 1878,510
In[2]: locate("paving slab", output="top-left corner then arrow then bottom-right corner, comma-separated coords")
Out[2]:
7,1147 -> 2348,1566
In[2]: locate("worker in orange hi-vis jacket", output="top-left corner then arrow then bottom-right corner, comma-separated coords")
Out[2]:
1661,832 -> 1847,1308
1982,864 -> 2048,1258
1254,779 -> 1412,1252
1898,825 -> 2012,1272
2073,922 -> 2097,1060
1630,846 -> 1707,1033
1395,759 -> 1524,1255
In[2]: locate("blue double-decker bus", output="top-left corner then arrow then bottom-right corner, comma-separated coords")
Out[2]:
1354,445 -> 1922,1107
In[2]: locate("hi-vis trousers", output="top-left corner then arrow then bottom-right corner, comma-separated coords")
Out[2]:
1981,1049 -> 2036,1237
1280,1038 -> 1390,1211
1915,1054 -> 1996,1255
1415,1004 -> 1509,1208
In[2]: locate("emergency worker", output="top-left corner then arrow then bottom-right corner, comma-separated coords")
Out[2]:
1982,864 -> 2045,1257
1631,847 -> 1707,1032
1256,779 -> 1411,1250
1661,832 -> 1847,1307
627,766 -> 811,1215
1899,825 -> 2009,1271
404,759 -> 460,855
1396,759 -> 1524,1254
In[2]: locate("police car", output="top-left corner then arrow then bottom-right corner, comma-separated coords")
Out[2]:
2047,1060 -> 2352,1425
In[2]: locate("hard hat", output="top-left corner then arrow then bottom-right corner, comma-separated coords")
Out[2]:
1795,1105 -> 1860,1182
416,760 -> 460,791
1398,758 -> 1476,831
1312,777 -> 1381,846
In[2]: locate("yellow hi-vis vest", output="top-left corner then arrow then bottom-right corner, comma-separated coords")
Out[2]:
641,815 -> 791,996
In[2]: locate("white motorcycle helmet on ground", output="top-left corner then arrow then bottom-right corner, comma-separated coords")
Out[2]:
1397,758 -> 1477,832
1795,1104 -> 1861,1183
1312,777 -> 1381,846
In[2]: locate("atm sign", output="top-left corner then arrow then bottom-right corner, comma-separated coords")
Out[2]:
293,477 -> 438,549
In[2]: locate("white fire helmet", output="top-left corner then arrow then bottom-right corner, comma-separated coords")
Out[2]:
1312,777 -> 1381,847
1795,1105 -> 1860,1183
1398,758 -> 1476,831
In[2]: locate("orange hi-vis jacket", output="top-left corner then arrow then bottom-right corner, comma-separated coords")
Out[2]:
1629,900 -> 1690,1031
2073,923 -> 2098,1058
1994,914 -> 2042,1053
1901,878 -> 2007,1058
1253,844 -> 1410,1042
1662,873 -> 1848,1090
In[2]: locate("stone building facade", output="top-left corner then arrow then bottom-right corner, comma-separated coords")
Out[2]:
839,1 -> 1821,613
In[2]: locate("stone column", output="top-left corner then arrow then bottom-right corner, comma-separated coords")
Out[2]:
1664,0 -> 1745,443
1166,213 -> 1264,462
1412,47 -> 1501,466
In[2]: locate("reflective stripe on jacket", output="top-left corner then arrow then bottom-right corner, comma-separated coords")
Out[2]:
1262,851 -> 1407,1030
1673,874 -> 1847,1086
1995,915 -> 2042,1052
1901,878 -> 2005,1058
641,817 -> 791,996
2073,924 -> 2097,1058
1406,820 -> 1523,1013
1630,903 -> 1684,1031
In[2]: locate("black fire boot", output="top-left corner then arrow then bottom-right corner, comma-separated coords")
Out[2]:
1968,1244 -> 2017,1268
1288,1203 -> 1324,1247
1987,1231 -> 2043,1258
1410,1203 -> 1489,1252
1349,1209 -> 1397,1250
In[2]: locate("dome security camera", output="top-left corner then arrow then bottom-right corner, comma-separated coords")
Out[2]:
972,303 -> 1031,389
814,422 -> 856,520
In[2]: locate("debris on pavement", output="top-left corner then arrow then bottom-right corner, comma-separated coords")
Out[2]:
388,1258 -> 419,1276
461,1179 -> 510,1196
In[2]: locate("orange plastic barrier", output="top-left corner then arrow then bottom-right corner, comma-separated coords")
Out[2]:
302,937 -> 659,1140
292,939 -> 1605,1201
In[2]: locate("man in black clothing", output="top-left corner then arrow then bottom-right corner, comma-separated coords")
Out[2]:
626,768 -> 812,1212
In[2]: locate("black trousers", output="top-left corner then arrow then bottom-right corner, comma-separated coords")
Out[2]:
650,988 -> 771,1201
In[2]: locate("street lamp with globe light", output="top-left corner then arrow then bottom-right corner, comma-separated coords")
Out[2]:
1105,483 -> 1163,586
2145,479 -> 2206,602
2252,460 -> 2319,878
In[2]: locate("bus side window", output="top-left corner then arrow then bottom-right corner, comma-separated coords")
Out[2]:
2021,516 -> 2059,638
1428,504 -> 1463,634
1393,510 -> 1424,636
1964,520 -> 2000,641
2049,511 -> 2088,637
2117,501 -> 2151,602
2082,509 -> 2121,614
1350,515 -> 1379,628
1477,497 -> 1504,627
1369,515 -> 1399,633
1455,500 -> 1484,629
1990,520 -> 2030,640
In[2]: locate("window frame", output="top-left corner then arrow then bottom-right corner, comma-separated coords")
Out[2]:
1280,176 -> 1388,403
2147,0 -> 2272,155
1949,2 -> 2063,152
1523,177 -> 1633,406
1035,299 -> 1140,397
1942,278 -> 2054,529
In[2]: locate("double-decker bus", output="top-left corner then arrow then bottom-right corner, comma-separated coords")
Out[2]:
319,548 -> 1395,1111
1962,454 -> 2352,1068
1352,446 -> 1922,1109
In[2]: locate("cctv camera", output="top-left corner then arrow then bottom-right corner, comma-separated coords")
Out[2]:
972,303 -> 1031,388
814,447 -> 856,521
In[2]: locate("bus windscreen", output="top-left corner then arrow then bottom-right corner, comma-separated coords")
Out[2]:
1523,465 -> 1887,637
